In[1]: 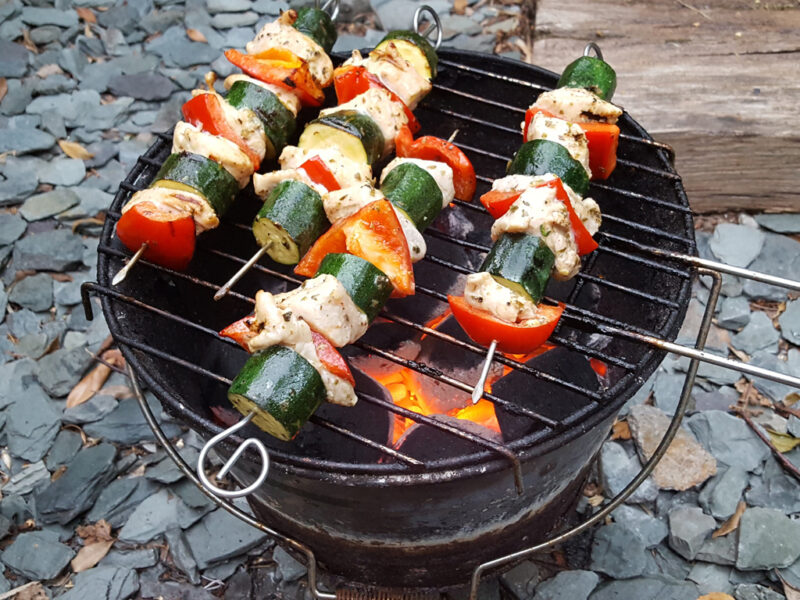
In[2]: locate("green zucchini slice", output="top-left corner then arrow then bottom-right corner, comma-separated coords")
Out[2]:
228,345 -> 325,441
557,56 -> 617,101
480,233 -> 555,304
225,80 -> 296,161
507,139 -> 590,197
152,152 -> 238,217
315,253 -> 393,323
253,180 -> 329,265
377,30 -> 438,79
299,110 -> 384,166
380,161 -> 443,231
293,6 -> 337,54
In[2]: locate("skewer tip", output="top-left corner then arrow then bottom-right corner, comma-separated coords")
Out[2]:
112,243 -> 147,286
472,339 -> 498,404
214,244 -> 270,302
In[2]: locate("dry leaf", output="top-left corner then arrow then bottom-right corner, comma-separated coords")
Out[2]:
0,582 -> 49,600
186,28 -> 207,43
768,431 -> 800,453
71,539 -> 114,573
587,494 -> 604,507
98,384 -> 133,399
0,78 -> 7,103
76,519 -> 114,544
36,63 -> 64,78
697,594 -> 735,600
713,501 -> 746,538
21,29 -> 38,53
777,570 -> 800,600
453,0 -> 468,15
58,139 -> 94,160
67,362 -> 111,408
75,7 -> 97,23
611,420 -> 631,440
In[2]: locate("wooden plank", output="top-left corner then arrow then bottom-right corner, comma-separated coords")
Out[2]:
531,0 -> 800,213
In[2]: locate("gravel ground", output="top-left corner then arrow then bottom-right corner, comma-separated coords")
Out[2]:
1,1 -> 800,599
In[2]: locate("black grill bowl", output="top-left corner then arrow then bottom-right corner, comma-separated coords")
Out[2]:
97,50 -> 695,589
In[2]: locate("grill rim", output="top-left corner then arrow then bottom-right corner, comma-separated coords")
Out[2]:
97,49 -> 696,483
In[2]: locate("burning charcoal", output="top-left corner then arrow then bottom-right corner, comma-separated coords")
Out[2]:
492,347 -> 599,442
393,415 -> 501,462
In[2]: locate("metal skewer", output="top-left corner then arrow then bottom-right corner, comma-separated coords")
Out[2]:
472,339 -> 497,404
112,243 -> 147,286
214,243 -> 272,301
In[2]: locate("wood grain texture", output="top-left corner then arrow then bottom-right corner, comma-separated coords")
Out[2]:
531,0 -> 800,213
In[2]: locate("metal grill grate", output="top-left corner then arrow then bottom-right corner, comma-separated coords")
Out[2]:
86,50 -> 696,490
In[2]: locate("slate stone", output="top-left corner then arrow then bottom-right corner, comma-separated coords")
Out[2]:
687,410 -> 770,472
668,506 -> 715,560
44,429 -> 83,471
5,383 -> 60,461
30,25 -> 61,44
145,28 -> 218,68
1,460 -> 50,496
778,298 -> 800,345
36,73 -> 78,95
84,396 -> 183,444
184,506 -> 269,569
165,528 -> 200,584
0,126 -> 55,154
709,224 -> 765,268
272,545 -> 307,583
0,213 -> 26,245
13,228 -> 85,271
641,543 -> 693,581
498,560 -> 539,599
588,576 -> 699,600
0,40 -> 27,78
780,556 -> 800,591
40,111 -> 67,139
610,504 -> 668,548
0,530 -> 74,580
745,456 -> 800,514
140,579 -> 218,600
21,7 -> 79,27
694,386 -> 740,412
698,465 -> 748,519
749,352 -> 799,404
697,532 -> 738,566
172,478 -> 216,511
734,583 -> 786,600
251,0 -> 289,15
36,345 -> 93,397
599,440 -> 658,503
737,507 -> 800,570
731,311 -> 780,355
87,477 -> 161,528
101,548 -> 160,570
118,489 -> 212,543
63,393 -> 119,424
108,72 -> 177,101
717,296 -> 752,331
59,566 -> 139,600
38,158 -> 86,187
743,233 -> 800,301
789,415 -> 800,438
651,371 -> 686,415
687,562 -> 733,595
207,0 -> 253,12
8,272 -> 53,311
533,570 -> 599,600
590,522 -> 648,579
754,213 -> 800,234
211,11 -> 259,28
37,443 -> 117,524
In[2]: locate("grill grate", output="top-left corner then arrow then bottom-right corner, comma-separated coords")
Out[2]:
88,50 -> 696,487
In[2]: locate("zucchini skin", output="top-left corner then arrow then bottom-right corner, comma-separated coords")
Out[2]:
293,6 -> 337,54
225,80 -> 296,160
380,162 -> 443,231
557,56 -> 617,101
315,253 -> 393,323
315,110 -> 384,165
481,233 -> 555,304
254,180 -> 329,264
228,345 -> 325,441
507,139 -> 590,197
378,30 -> 438,79
154,152 -> 238,216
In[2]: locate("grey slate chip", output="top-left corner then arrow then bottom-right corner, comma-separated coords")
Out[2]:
108,73 -> 178,101
588,576 -> 699,600
184,506 -> 269,569
165,528 -> 200,584
779,298 -> 800,345
207,0 -> 253,12
5,383 -> 61,462
20,7 -> 79,28
698,465 -> 748,519
36,345 -> 93,397
211,11 -> 259,28
717,296 -> 752,331
696,532 -> 738,566
687,562 -> 733,595
13,228 -> 85,271
38,158 -> 86,187
731,311 -> 780,355
745,456 -> 800,515
0,530 -> 74,580
0,40 -> 28,78
590,522 -> 648,579
101,548 -> 160,570
734,583 -> 786,600
599,441 -> 658,503
63,393 -> 119,424
145,28 -> 218,67
58,566 -> 139,600
0,127 -> 55,154
667,506 -> 715,561
37,443 -> 117,524
44,429 -> 84,471
1,460 -> 50,496
273,545 -> 307,583
8,272 -> 53,311
0,213 -> 26,245
84,396 -> 183,444
743,233 -> 800,301
610,504 -> 668,548
87,477 -> 161,528
737,507 -> 800,570
709,223 -> 765,268
534,570 -> 599,600
118,488 -> 213,543
687,410 -> 770,471
754,213 -> 800,234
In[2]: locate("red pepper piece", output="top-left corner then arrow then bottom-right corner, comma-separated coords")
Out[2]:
299,156 -> 340,192
311,331 -> 355,386
116,202 -> 196,271
479,190 -> 522,219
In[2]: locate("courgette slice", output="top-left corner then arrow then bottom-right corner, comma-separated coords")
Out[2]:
557,56 -> 617,101
152,152 -> 238,216
293,6 -> 337,54
376,30 -> 438,79
299,110 -> 384,166
480,233 -> 555,304
507,139 -> 590,197
228,345 -> 325,441
380,162 -> 443,231
253,180 -> 329,265
315,253 -> 393,323
225,80 -> 296,161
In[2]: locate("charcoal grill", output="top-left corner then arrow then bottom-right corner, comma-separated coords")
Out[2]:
81,44 -> 800,598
